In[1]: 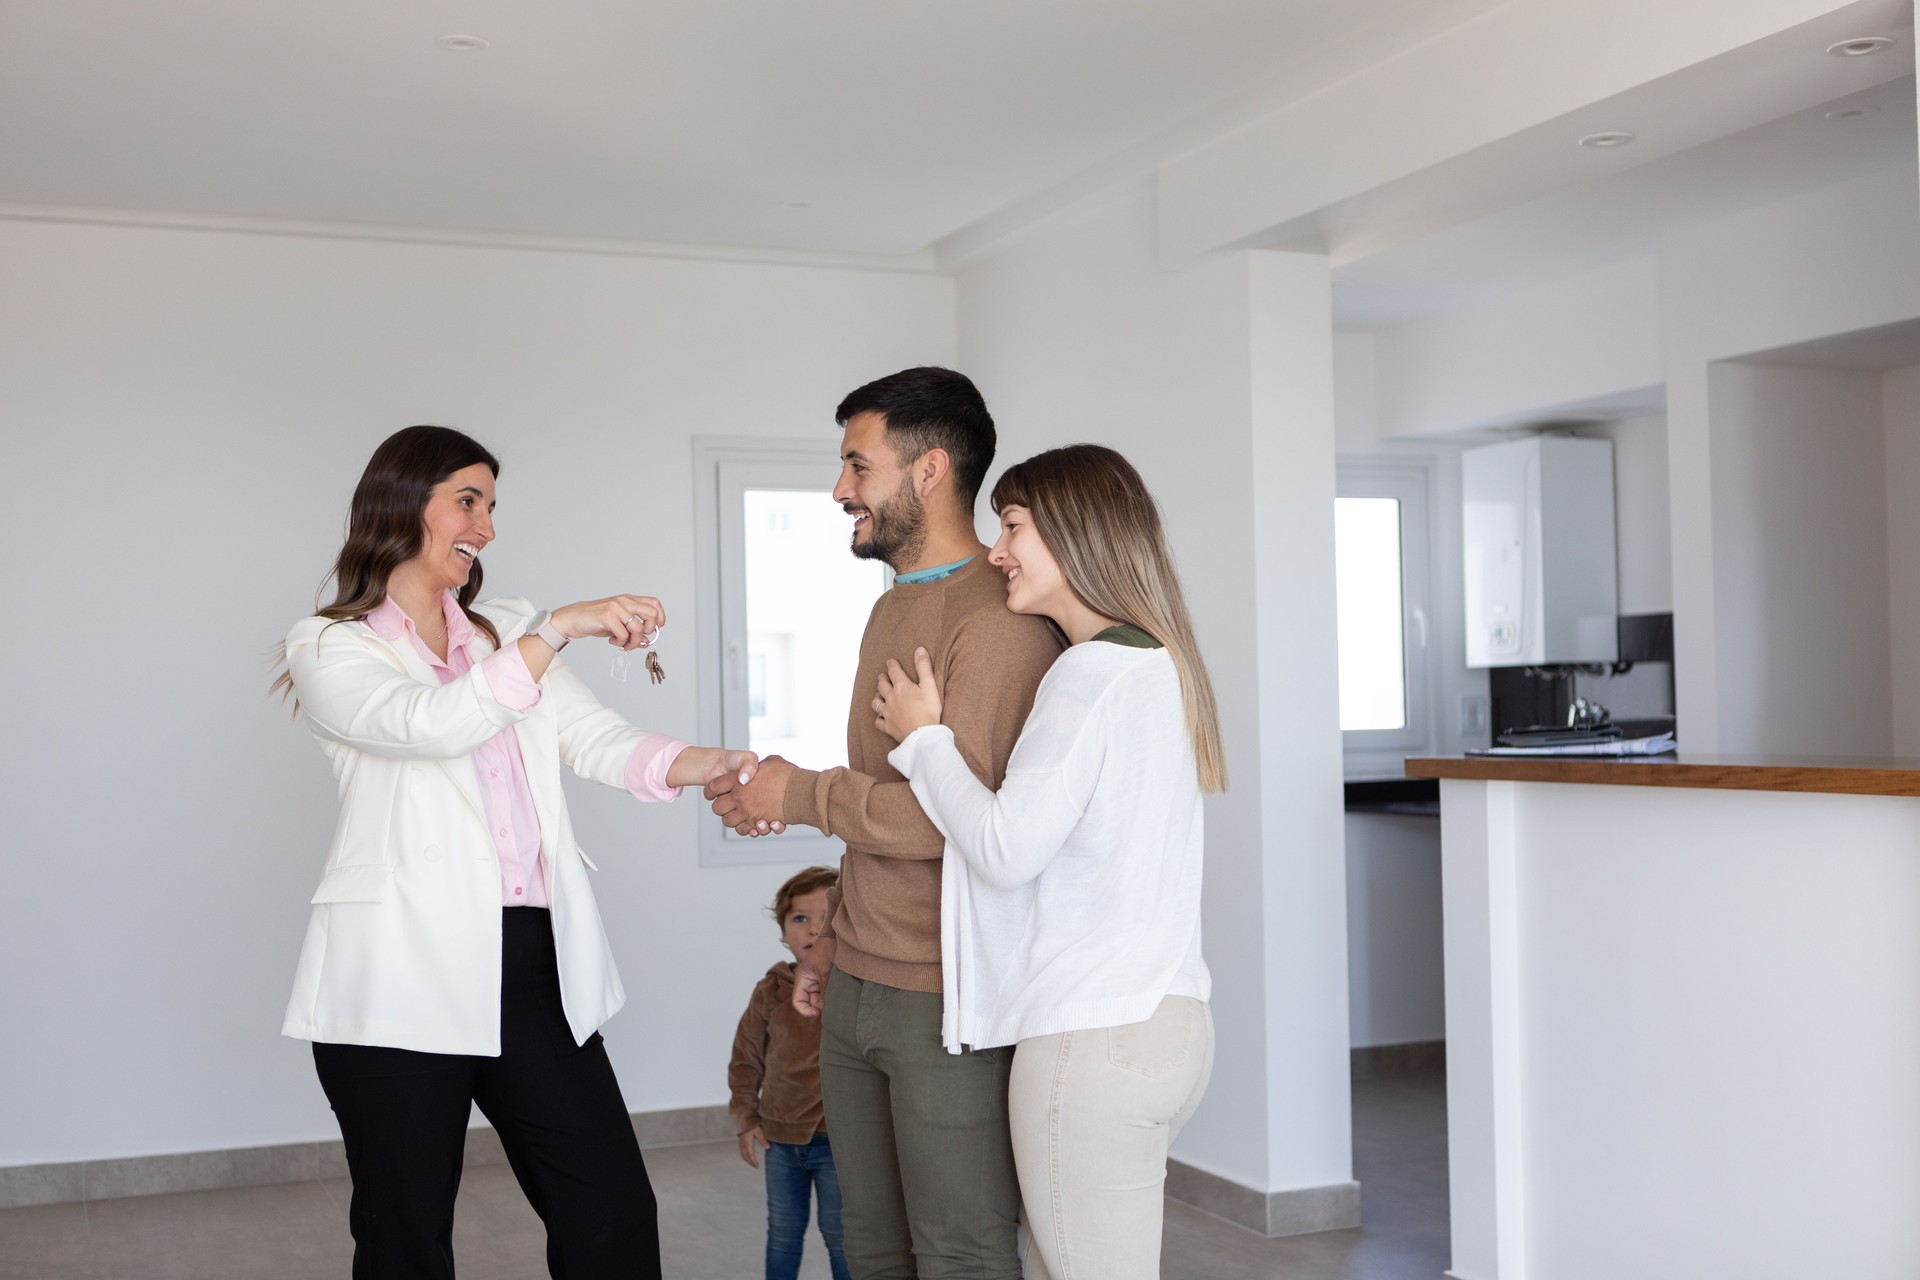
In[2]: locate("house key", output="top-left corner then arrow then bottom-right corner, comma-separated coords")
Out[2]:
611,624 -> 665,684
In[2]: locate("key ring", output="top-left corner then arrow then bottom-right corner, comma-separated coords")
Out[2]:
611,621 -> 665,683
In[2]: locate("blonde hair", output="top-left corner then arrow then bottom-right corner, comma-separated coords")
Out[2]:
992,445 -> 1227,793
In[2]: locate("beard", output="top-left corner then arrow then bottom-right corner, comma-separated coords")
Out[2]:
849,477 -> 927,569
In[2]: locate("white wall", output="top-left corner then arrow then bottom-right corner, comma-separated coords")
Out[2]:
1361,158 -> 1920,755
1572,412 -> 1674,615
1343,815 -> 1446,1049
1371,255 -> 1661,439
957,183 -> 1355,1198
1706,361 -> 1892,755
1661,160 -> 1920,751
1885,363 -> 1920,754
0,216 -> 954,1166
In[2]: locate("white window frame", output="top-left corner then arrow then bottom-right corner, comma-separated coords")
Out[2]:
1337,458 -> 1435,779
692,435 -> 887,867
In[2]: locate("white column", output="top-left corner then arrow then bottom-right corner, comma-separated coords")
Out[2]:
1244,251 -> 1358,1208
957,197 -> 1355,1224
1438,779 -> 1526,1280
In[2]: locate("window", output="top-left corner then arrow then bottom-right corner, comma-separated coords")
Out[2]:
1335,460 -> 1433,776
694,437 -> 888,865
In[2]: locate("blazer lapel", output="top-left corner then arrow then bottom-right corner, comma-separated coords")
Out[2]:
370,617 -> 440,686
437,754 -> 491,839
364,620 -> 493,833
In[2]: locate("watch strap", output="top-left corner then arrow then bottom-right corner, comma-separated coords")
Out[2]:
532,611 -> 570,652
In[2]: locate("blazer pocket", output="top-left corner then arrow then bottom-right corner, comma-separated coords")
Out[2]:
309,864 -> 396,905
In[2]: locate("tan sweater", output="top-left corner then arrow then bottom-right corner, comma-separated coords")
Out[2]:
782,552 -> 1063,993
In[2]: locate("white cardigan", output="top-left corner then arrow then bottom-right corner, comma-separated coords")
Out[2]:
887,641 -> 1210,1051
281,596 -> 670,1056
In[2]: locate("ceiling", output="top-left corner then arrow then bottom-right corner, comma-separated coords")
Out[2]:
4,0 -> 1916,326
0,0 -> 1510,258
1331,74 -> 1919,329
1738,315 -> 1920,370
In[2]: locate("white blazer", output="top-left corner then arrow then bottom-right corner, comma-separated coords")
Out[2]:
280,596 -> 666,1056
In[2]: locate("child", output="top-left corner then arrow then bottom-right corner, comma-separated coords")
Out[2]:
728,866 -> 852,1280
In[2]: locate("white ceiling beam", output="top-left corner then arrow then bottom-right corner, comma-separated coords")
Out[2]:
1156,0 -> 1910,264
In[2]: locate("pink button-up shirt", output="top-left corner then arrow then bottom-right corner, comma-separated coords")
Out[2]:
367,593 -> 688,908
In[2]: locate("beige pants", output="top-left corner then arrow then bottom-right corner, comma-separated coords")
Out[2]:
1008,997 -> 1215,1280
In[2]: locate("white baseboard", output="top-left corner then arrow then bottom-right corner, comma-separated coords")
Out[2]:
1165,1160 -> 1363,1237
0,1105 -> 733,1210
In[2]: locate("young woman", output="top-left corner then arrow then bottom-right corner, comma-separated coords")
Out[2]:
275,425 -> 755,1279
871,443 -> 1224,1280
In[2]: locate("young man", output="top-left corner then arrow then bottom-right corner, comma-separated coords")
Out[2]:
707,367 -> 1062,1279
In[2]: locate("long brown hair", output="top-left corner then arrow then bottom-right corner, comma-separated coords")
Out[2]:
991,444 -> 1227,793
271,425 -> 502,703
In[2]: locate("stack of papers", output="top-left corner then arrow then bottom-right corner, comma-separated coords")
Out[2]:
1469,732 -> 1677,757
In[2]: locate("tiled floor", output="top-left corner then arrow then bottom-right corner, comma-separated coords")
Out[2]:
0,1068 -> 1448,1279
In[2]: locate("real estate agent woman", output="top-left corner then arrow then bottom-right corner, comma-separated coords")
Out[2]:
274,424 -> 755,1279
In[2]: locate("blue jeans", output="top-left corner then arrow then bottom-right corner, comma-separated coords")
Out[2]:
765,1132 -> 851,1280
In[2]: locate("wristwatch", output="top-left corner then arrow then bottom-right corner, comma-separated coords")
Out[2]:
528,610 -> 570,652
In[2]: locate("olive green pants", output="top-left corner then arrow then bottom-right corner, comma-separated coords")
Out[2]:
819,969 -> 1022,1280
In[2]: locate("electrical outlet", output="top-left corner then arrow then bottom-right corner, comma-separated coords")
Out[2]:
1460,694 -> 1490,738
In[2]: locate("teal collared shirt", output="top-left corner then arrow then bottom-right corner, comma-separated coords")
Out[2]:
893,555 -> 975,585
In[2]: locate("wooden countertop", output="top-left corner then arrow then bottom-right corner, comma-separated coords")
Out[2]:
1404,753 -> 1920,797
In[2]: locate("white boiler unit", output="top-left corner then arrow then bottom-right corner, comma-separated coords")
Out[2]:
1462,435 -> 1617,668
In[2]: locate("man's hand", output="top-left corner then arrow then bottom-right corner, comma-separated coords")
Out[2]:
737,1126 -> 768,1168
707,754 -> 797,836
792,937 -> 835,1018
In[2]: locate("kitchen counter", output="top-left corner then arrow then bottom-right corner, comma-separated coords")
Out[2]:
1405,752 -> 1920,796
1411,755 -> 1920,1280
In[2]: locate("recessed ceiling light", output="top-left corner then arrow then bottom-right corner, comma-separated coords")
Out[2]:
435,34 -> 489,52
1827,36 -> 1894,57
1578,131 -> 1636,149
1827,104 -> 1882,120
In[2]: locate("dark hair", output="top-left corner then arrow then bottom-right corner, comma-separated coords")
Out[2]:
770,865 -> 840,928
993,445 -> 1227,793
271,425 -> 501,702
836,366 -> 995,510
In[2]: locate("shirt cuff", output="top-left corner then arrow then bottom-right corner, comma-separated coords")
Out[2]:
474,644 -> 545,713
783,766 -> 824,831
468,647 -> 543,728
886,724 -> 953,778
625,734 -> 691,801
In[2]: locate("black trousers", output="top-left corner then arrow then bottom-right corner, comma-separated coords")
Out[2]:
312,908 -> 661,1280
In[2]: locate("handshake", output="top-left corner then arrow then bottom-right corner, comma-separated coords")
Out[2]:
700,752 -> 795,838
694,647 -> 946,838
